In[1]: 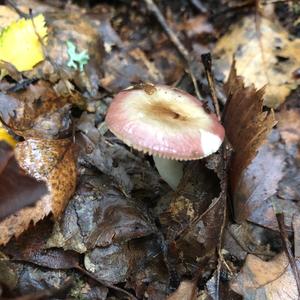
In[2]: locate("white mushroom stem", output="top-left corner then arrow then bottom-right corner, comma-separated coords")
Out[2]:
153,156 -> 183,190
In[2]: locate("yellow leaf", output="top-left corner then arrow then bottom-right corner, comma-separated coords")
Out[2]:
0,14 -> 47,72
0,122 -> 16,147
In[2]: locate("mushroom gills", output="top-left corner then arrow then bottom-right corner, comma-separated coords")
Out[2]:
153,156 -> 183,190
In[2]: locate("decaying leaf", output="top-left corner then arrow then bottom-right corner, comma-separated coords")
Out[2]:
166,280 -> 197,300
223,63 -> 276,195
47,174 -> 155,253
214,15 -> 300,107
0,138 -> 76,245
293,216 -> 300,259
0,14 -> 47,72
26,10 -> 104,96
0,80 -> 84,139
231,252 -> 300,300
0,142 -> 47,221
231,92 -> 300,230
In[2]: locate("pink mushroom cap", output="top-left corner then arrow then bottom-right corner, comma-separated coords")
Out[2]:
105,84 -> 225,160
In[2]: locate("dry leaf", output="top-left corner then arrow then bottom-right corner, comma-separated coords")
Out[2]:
231,252 -> 300,300
230,94 -> 300,229
223,63 -> 276,194
214,15 -> 300,107
166,280 -> 197,300
0,138 -> 76,245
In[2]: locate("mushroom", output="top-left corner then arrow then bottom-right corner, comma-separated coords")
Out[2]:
105,84 -> 225,190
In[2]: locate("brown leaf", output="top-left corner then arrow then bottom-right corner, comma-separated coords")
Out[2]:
3,220 -> 80,270
0,80 -> 84,139
293,216 -> 300,259
158,158 -> 224,278
26,9 -> 104,96
214,15 -> 300,108
223,63 -> 276,195
231,253 -> 300,300
48,173 -> 154,253
231,93 -> 300,229
0,142 -> 48,221
0,138 -> 76,245
166,280 -> 197,300
177,15 -> 215,38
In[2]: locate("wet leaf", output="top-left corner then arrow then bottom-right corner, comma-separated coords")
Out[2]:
0,142 -> 47,221
0,80 -> 83,139
48,174 -> 155,253
0,138 -> 76,245
214,16 -> 300,107
85,236 -> 165,287
77,113 -> 161,195
231,252 -> 300,300
158,158 -> 224,277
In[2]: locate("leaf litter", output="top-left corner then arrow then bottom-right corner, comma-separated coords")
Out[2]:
0,0 -> 299,299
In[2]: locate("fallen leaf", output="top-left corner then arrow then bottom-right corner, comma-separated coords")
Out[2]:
84,236 -> 164,286
77,112 -> 161,195
230,91 -> 300,230
26,9 -> 104,96
293,216 -> 300,259
47,173 -> 155,253
0,138 -> 76,245
0,122 -> 16,147
0,14 -> 47,72
158,158 -> 225,278
0,142 -> 47,221
0,80 -> 83,139
166,280 -> 197,300
0,6 -> 19,29
214,15 -> 300,107
223,63 -> 276,195
231,252 -> 300,300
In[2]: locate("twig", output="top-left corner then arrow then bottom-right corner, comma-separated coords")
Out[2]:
189,0 -> 208,13
76,266 -> 138,300
143,0 -> 201,99
5,0 -> 30,18
276,213 -> 300,297
201,53 -> 221,120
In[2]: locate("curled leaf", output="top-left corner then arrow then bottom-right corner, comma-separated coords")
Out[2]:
0,138 -> 76,245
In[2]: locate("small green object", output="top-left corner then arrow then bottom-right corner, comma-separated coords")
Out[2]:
66,41 -> 89,72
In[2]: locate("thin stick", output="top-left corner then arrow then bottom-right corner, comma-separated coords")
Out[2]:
143,0 -> 201,99
201,53 -> 221,120
276,213 -> 300,297
76,266 -> 138,300
5,0 -> 29,18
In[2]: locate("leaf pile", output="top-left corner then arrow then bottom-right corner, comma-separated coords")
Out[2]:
0,0 -> 299,299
